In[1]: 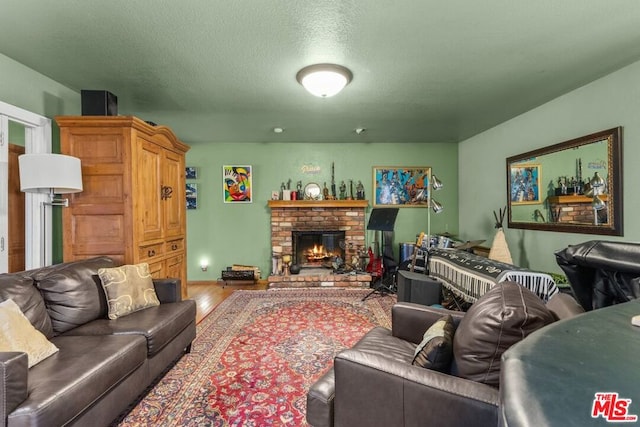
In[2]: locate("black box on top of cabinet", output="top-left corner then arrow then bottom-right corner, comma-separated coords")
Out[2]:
81,90 -> 118,116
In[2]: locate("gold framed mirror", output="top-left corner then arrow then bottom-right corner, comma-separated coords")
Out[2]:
506,127 -> 623,235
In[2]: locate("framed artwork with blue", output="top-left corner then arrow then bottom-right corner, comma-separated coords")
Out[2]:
372,166 -> 431,207
185,167 -> 198,180
510,164 -> 541,205
186,183 -> 198,209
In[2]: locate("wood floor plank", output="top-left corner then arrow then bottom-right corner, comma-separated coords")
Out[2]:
187,281 -> 269,323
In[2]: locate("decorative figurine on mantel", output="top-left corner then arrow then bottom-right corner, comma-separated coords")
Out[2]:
296,181 -> 303,200
323,182 -> 330,200
330,162 -> 337,199
347,180 -> 354,200
280,182 -> 286,200
356,180 -> 365,200
339,180 -> 347,200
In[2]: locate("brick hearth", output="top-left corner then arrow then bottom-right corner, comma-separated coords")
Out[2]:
267,200 -> 372,288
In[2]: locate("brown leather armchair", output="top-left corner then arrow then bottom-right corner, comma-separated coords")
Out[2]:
307,284 -> 583,427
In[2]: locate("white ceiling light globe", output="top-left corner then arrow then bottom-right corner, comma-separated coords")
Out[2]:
297,64 -> 353,98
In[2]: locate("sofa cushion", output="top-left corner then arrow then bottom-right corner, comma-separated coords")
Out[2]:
0,273 -> 53,338
0,299 -> 59,368
453,282 -> 554,387
63,300 -> 196,357
412,314 -> 455,372
98,263 -> 160,319
8,334 -> 146,427
33,256 -> 114,335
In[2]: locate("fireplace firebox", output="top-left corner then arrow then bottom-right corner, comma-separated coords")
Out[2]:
293,230 -> 345,269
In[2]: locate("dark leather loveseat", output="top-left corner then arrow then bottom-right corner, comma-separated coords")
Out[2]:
307,283 -> 584,427
0,256 -> 196,427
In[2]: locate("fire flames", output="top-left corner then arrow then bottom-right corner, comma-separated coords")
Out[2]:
305,244 -> 331,261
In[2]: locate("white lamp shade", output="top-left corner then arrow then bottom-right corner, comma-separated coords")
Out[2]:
297,64 -> 352,98
19,153 -> 83,194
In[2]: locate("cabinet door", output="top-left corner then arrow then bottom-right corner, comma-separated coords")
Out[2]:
165,253 -> 184,282
147,260 -> 164,279
137,138 -> 163,242
163,149 -> 184,239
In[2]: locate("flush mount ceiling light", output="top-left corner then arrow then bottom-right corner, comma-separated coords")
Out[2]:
296,64 -> 353,98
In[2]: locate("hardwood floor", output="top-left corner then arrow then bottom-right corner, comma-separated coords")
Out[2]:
187,281 -> 268,323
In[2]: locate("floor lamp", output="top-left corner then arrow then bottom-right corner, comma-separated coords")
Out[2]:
18,153 -> 83,267
427,174 -> 444,240
589,172 -> 607,225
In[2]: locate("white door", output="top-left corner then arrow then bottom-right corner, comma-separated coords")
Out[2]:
0,100 -> 51,272
0,114 -> 7,273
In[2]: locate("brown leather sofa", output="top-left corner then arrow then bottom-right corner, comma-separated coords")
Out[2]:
307,283 -> 584,427
0,257 -> 196,427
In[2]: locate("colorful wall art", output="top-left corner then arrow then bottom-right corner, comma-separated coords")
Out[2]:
186,183 -> 198,209
372,166 -> 431,207
223,165 -> 252,203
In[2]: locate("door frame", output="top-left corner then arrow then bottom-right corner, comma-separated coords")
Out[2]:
0,100 -> 52,271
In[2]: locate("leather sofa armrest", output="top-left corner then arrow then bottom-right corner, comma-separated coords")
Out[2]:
307,368 -> 335,427
153,278 -> 182,303
333,349 -> 499,427
392,302 -> 465,344
0,352 -> 29,423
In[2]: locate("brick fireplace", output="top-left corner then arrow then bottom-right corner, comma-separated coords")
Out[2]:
547,194 -> 609,224
267,200 -> 372,288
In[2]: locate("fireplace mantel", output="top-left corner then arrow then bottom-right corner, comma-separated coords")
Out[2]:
268,200 -> 369,209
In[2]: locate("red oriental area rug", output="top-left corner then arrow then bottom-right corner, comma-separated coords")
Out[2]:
116,288 -> 395,426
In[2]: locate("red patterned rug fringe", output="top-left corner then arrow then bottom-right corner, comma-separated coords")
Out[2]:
115,288 -> 395,426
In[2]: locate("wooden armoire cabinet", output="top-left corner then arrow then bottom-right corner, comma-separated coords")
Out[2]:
56,116 -> 190,298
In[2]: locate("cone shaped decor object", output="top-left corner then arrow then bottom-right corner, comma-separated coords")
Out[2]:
489,207 -> 513,264
489,227 -> 513,264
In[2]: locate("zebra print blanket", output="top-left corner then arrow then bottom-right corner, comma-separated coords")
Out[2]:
427,248 -> 558,303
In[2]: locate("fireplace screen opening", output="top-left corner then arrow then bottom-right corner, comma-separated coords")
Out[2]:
293,231 -> 345,269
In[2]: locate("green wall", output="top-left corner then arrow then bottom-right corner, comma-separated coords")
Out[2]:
185,142 -> 458,280
459,58 -> 640,274
0,52 -> 459,276
0,54 -> 79,118
4,48 -> 639,280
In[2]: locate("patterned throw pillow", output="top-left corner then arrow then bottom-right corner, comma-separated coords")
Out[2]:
412,314 -> 455,372
98,263 -> 160,320
0,299 -> 59,368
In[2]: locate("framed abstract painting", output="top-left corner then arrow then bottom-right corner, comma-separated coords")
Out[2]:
186,183 -> 198,209
509,163 -> 541,205
372,166 -> 431,207
223,165 -> 252,203
185,166 -> 198,180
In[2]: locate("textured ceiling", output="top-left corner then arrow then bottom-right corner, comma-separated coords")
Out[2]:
2,1 -> 640,144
